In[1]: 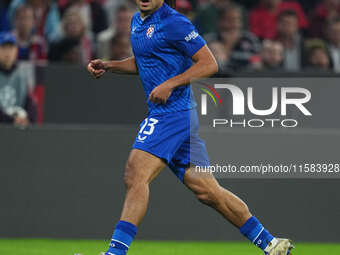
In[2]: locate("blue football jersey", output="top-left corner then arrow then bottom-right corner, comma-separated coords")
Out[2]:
130,3 -> 206,114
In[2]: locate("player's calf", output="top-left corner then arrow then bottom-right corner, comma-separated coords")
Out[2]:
190,179 -> 220,207
184,169 -> 291,255
184,169 -> 251,227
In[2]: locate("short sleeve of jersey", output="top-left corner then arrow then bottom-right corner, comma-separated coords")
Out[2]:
165,15 -> 206,57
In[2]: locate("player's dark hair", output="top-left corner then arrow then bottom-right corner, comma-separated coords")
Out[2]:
165,0 -> 176,9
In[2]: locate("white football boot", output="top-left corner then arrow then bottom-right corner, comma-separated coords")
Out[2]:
267,238 -> 294,255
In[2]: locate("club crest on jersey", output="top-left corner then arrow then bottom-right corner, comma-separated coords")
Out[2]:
146,25 -> 155,38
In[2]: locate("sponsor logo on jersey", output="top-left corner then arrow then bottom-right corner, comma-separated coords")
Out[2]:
185,30 -> 199,42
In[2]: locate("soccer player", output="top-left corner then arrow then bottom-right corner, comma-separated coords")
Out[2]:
87,1 -> 294,255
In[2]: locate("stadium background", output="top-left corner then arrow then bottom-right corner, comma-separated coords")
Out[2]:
1,0 -> 340,254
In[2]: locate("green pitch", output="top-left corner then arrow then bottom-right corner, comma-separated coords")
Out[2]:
1,239 -> 340,255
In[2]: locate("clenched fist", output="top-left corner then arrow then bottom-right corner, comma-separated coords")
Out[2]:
149,83 -> 173,104
87,59 -> 107,79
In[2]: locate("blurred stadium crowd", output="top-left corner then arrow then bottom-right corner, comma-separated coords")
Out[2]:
1,0 -> 340,72
0,0 -> 340,125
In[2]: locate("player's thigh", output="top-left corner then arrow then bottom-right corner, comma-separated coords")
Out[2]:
124,149 -> 166,186
183,167 -> 221,196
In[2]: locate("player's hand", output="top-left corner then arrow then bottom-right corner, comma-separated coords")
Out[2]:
149,83 -> 173,104
87,59 -> 107,79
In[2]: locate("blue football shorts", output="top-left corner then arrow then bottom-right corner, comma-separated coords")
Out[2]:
133,108 -> 210,182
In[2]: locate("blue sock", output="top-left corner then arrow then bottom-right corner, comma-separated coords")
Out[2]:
240,216 -> 277,254
106,221 -> 137,255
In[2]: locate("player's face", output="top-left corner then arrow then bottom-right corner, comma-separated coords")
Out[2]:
136,0 -> 164,16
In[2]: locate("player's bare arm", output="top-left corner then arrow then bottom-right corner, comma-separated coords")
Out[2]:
149,45 -> 218,104
87,57 -> 138,79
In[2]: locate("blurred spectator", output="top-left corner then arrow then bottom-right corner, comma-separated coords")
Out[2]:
253,40 -> 284,71
58,0 -> 108,36
208,40 -> 229,73
176,0 -> 194,19
306,47 -> 332,71
49,6 -> 92,64
103,0 -> 137,26
8,0 -> 61,42
327,17 -> 340,72
194,0 -> 232,35
97,5 -> 133,60
49,38 -> 84,64
110,35 -> 132,60
309,0 -> 340,38
305,39 -> 332,71
0,0 -> 11,32
206,5 -> 261,71
249,0 -> 308,40
13,4 -> 47,62
275,10 -> 304,71
2,0 -> 338,75
0,32 -> 37,126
